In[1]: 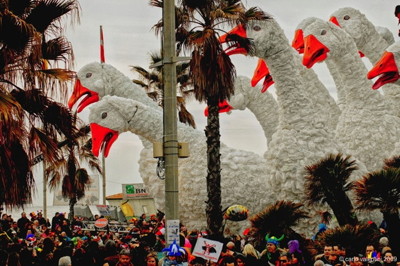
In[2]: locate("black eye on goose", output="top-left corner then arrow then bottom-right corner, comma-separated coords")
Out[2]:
321,29 -> 327,35
253,25 -> 261,31
344,15 -> 350,20
101,112 -> 107,119
86,72 -> 92,78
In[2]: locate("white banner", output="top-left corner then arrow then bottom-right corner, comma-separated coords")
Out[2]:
53,174 -> 100,206
192,237 -> 223,263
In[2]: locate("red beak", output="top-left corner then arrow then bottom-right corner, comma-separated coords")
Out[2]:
292,29 -> 305,54
329,16 -> 340,27
302,34 -> 330,68
204,100 -> 234,116
367,51 -> 400,90
90,123 -> 119,157
219,24 -> 248,56
251,59 -> 274,92
68,79 -> 100,112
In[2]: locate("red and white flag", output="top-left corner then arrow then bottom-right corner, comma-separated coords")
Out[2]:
100,25 -> 105,63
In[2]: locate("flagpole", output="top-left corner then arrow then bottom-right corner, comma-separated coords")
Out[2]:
100,25 -> 106,204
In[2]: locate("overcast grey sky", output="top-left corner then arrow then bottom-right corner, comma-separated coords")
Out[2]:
28,0 -> 399,206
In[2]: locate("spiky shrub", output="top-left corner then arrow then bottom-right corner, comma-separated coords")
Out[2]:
248,200 -> 309,250
316,223 -> 380,257
383,155 -> 400,169
304,153 -> 358,226
354,168 -> 400,256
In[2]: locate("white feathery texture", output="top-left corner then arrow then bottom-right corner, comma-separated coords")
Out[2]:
88,95 -> 273,231
303,19 -> 400,172
227,75 -> 279,155
329,7 -> 400,118
240,18 -> 366,234
375,26 -> 395,46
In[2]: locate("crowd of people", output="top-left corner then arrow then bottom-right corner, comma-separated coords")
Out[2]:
0,210 -> 398,265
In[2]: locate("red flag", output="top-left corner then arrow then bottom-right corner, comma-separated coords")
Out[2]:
100,25 -> 105,63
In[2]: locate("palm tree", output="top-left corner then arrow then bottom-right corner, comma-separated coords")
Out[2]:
354,168 -> 400,256
304,153 -> 359,226
248,201 -> 310,251
47,123 -> 101,221
0,0 -> 80,207
151,0 -> 263,239
131,52 -> 196,128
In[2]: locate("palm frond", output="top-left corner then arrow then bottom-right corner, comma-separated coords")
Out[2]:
354,168 -> 400,212
178,101 -> 196,128
47,158 -> 67,190
132,79 -> 148,88
29,126 -> 61,165
37,68 -> 75,81
41,37 -> 73,63
0,140 -> 34,207
0,10 -> 37,52
8,0 -> 32,17
25,0 -> 80,34
383,155 -> 400,169
74,168 -> 90,199
0,88 -> 22,124
149,0 -> 162,8
243,7 -> 272,22
43,101 -> 77,138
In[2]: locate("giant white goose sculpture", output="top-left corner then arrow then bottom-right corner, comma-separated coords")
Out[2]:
329,7 -> 400,117
68,62 -> 161,113
302,18 -> 400,171
367,41 -> 400,88
88,95 -> 272,230
221,15 -> 354,233
226,75 -> 279,153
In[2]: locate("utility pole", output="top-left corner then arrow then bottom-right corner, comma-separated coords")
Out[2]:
163,0 -> 179,244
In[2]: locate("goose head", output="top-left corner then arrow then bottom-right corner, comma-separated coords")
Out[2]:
68,62 -> 110,112
329,7 -> 373,52
220,16 -> 288,59
88,95 -> 142,157
367,43 -> 400,90
302,19 -> 351,68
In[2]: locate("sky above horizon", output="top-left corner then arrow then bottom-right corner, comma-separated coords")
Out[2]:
23,0 -> 399,210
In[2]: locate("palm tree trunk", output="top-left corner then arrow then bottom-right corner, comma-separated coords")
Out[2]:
328,195 -> 358,226
68,197 -> 77,221
382,211 -> 400,256
205,98 -> 223,239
